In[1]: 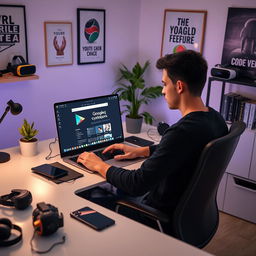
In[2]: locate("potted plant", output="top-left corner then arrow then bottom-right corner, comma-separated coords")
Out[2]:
18,119 -> 39,157
113,61 -> 162,133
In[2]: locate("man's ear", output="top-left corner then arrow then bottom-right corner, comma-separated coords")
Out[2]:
176,80 -> 185,94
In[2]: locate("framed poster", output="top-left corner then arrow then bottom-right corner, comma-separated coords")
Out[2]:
161,9 -> 207,55
0,5 -> 28,70
221,8 -> 256,79
44,22 -> 73,67
77,8 -> 105,64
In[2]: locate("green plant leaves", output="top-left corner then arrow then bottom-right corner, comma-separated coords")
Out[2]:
141,112 -> 154,125
114,61 -> 162,123
18,119 -> 39,141
141,86 -> 162,99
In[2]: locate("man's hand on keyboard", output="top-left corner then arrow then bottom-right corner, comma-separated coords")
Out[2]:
103,144 -> 150,160
77,152 -> 110,178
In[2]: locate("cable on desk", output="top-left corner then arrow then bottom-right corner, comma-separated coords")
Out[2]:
30,230 -> 66,254
45,138 -> 60,160
147,128 -> 161,143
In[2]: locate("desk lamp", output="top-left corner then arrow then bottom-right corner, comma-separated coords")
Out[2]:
0,100 -> 23,163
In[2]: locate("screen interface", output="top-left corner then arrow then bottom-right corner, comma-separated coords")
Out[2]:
54,95 -> 123,155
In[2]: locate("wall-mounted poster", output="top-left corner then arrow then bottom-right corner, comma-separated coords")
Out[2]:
0,5 -> 27,70
77,8 -> 105,64
44,22 -> 73,66
161,9 -> 207,56
221,8 -> 256,80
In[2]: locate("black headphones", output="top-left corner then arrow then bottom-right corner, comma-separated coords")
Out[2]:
0,189 -> 32,210
0,218 -> 22,247
32,202 -> 64,236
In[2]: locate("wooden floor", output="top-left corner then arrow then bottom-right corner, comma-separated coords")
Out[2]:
203,212 -> 256,256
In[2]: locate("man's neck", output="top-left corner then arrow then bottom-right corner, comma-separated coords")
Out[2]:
180,96 -> 208,117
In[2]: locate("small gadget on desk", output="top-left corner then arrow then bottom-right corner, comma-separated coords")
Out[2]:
31,202 -> 65,254
157,122 -> 169,135
0,189 -> 32,210
70,206 -> 115,231
125,136 -> 154,146
0,218 -> 23,247
31,164 -> 68,179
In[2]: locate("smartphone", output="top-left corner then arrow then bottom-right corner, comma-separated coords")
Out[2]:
31,164 -> 68,179
70,207 -> 115,231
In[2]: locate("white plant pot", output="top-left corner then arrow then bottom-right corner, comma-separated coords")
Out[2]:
19,139 -> 38,157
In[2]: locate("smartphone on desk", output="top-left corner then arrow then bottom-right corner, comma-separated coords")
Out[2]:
31,164 -> 68,179
70,207 -> 115,231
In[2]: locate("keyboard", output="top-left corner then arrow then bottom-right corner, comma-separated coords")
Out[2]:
70,149 -> 124,163
94,149 -> 124,161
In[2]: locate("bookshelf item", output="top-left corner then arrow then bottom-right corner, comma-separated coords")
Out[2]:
206,77 -> 256,130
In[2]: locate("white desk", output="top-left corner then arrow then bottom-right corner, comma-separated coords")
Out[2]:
0,126 -> 212,256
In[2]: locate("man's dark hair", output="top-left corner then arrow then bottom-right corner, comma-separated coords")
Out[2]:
156,50 -> 208,96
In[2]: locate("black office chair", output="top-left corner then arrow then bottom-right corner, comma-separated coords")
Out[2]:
115,121 -> 246,248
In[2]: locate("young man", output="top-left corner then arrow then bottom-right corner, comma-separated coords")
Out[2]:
77,50 -> 228,233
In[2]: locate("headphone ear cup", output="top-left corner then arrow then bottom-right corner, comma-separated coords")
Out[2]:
0,218 -> 12,240
0,218 -> 12,229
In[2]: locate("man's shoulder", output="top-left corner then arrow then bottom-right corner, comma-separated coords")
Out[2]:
164,108 -> 227,136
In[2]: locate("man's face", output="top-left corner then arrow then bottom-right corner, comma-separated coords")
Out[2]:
161,69 -> 179,109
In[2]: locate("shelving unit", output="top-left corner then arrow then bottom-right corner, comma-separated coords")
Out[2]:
206,76 -> 256,111
209,76 -> 256,224
0,72 -> 39,83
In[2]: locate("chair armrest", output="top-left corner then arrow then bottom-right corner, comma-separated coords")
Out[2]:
115,199 -> 170,223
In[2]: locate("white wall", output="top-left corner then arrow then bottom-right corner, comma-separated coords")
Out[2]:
0,0 -> 140,148
138,0 -> 256,126
1,0 -> 256,149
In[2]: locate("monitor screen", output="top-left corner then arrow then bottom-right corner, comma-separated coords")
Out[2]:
54,94 -> 124,157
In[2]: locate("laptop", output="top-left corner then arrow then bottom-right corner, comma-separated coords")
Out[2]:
54,94 -> 142,173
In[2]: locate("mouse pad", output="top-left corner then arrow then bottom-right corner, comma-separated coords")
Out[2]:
48,162 -> 84,184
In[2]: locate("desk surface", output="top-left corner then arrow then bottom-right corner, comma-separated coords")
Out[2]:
0,125 -> 212,256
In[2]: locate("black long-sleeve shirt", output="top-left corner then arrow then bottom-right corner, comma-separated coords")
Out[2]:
106,107 -> 228,214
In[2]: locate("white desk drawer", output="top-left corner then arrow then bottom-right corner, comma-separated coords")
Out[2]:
226,130 -> 254,178
223,174 -> 256,223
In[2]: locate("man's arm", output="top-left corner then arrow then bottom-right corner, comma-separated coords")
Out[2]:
77,144 -> 150,178
103,143 -> 150,160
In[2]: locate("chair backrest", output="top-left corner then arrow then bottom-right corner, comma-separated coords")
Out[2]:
171,121 -> 246,248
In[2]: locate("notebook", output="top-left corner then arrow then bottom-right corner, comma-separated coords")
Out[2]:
54,94 -> 142,173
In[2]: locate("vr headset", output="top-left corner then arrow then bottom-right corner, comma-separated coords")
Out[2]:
0,189 -> 32,210
6,55 -> 36,76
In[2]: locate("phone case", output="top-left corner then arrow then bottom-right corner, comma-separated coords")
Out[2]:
70,207 -> 115,231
